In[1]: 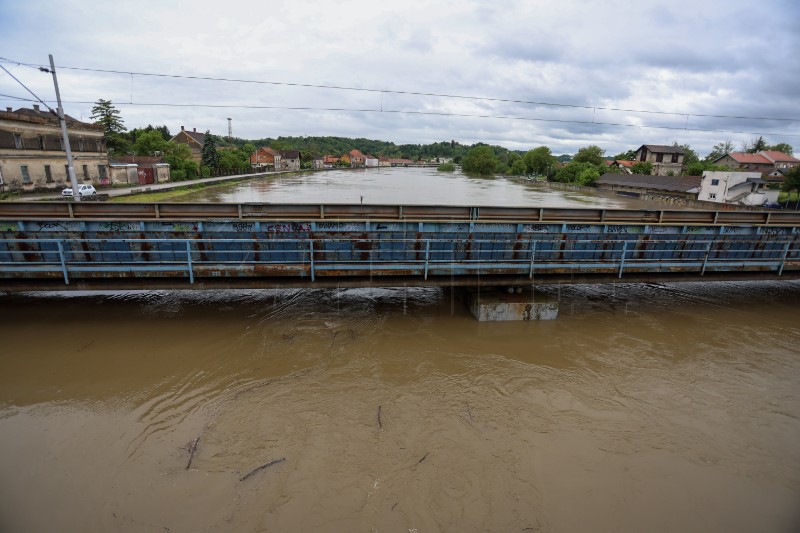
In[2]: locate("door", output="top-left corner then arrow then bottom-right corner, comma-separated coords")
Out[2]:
137,167 -> 155,185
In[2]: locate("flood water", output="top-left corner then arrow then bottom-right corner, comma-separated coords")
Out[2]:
1,282 -> 799,532
166,167 -> 658,208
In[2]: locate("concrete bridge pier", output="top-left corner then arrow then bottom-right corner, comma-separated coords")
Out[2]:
461,286 -> 559,321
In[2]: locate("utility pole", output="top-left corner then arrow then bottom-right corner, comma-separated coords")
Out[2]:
227,117 -> 232,140
48,54 -> 80,202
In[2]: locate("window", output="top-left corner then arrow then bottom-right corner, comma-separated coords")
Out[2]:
21,165 -> 31,184
98,164 -> 107,179
711,179 -> 720,186
78,137 -> 85,151
39,136 -> 46,150
0,166 -> 4,185
709,193 -> 717,200
82,164 -> 89,180
639,150 -> 646,161
95,139 -> 102,152
64,165 -> 69,180
656,153 -> 664,163
44,165 -> 53,183
59,137 -> 64,150
13,133 -> 23,149
671,153 -> 679,163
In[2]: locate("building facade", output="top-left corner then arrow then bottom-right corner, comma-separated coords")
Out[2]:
250,147 -> 281,170
278,150 -> 301,171
696,171 -> 774,206
633,145 -> 685,176
0,105 -> 107,192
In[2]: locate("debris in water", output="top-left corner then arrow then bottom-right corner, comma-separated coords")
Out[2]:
185,437 -> 200,470
240,457 -> 286,482
418,453 -> 429,463
377,405 -> 383,429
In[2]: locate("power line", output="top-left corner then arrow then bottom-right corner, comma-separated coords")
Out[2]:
1,55 -> 798,124
2,93 -> 798,138
0,63 -> 55,113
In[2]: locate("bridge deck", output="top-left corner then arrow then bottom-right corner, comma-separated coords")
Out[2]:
0,202 -> 798,291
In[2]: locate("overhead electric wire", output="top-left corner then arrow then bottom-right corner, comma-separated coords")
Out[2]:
1,55 -> 798,124
0,63 -> 55,113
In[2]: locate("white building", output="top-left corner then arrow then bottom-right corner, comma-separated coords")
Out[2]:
697,171 -> 777,206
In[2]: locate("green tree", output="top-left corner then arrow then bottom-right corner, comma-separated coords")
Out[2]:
90,99 -> 127,154
553,162 -> 600,185
766,143 -> 794,156
509,158 -> 527,176
242,143 -> 256,157
631,161 -> 653,175
612,149 -> 636,161
163,142 -> 198,180
218,148 -> 250,172
437,162 -> 455,172
523,146 -> 557,176
134,130 -> 168,156
90,99 -> 126,136
673,142 -> 699,165
742,136 -> 767,154
782,166 -> 800,198
201,131 -> 220,170
461,146 -> 498,175
572,145 -> 605,167
705,140 -> 735,162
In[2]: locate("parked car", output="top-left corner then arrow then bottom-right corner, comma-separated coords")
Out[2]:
762,202 -> 782,209
62,184 -> 97,197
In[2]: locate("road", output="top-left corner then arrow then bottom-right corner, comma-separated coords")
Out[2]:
10,170 -> 307,201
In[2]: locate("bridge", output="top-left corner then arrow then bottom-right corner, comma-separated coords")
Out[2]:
0,201 -> 799,292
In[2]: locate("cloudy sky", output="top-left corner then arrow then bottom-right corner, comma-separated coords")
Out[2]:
1,0 -> 798,157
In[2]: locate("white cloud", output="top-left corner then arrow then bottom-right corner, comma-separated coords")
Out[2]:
1,0 -> 797,157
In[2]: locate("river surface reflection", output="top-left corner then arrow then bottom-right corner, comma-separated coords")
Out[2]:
167,167 -> 659,208
1,282 -> 799,532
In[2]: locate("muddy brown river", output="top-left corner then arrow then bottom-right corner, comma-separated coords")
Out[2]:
1,281 -> 799,532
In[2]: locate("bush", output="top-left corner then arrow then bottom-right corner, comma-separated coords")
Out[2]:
170,169 -> 187,181
437,162 -> 456,172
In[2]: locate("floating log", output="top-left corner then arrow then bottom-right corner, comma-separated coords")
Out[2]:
377,405 -> 383,429
418,452 -> 429,463
185,437 -> 200,470
240,457 -> 285,482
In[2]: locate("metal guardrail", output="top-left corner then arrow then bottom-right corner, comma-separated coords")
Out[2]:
1,201 -> 800,226
0,236 -> 797,286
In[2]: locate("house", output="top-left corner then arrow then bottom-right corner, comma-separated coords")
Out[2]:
312,157 -> 325,170
278,150 -> 300,171
713,151 -> 799,176
378,156 -> 392,167
606,159 -> 635,174
633,145 -> 685,175
250,147 -> 281,170
0,105 -> 107,192
170,126 -> 206,164
322,155 -> 339,168
364,154 -> 379,167
595,173 -> 701,199
697,171 -> 775,206
349,149 -> 365,167
760,150 -> 800,172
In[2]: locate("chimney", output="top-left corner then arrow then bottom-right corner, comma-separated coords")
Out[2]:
5,107 -> 11,112
193,128 -> 196,133
181,125 -> 185,131
33,104 -> 40,112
